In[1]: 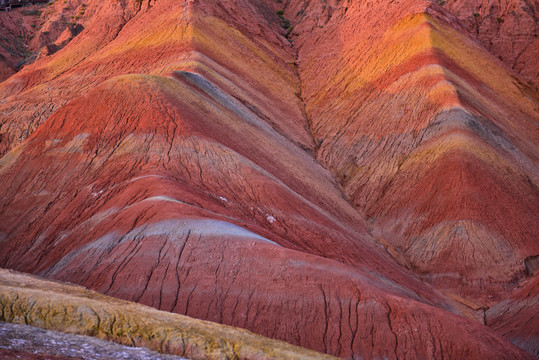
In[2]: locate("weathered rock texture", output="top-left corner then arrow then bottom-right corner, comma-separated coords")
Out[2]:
286,0 -> 539,303
443,0 -> 539,88
0,268 -> 336,360
0,0 -> 537,359
0,322 -> 188,360
486,277 -> 539,357
0,1 -> 95,81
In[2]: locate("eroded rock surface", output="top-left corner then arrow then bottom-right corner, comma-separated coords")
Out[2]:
0,1 -> 97,80
286,0 -> 538,303
443,0 -> 538,88
0,322 -> 189,360
0,268 -> 337,360
0,0 -> 537,359
486,277 -> 539,357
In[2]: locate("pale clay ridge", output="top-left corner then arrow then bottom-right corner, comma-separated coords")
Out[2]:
0,268 -> 338,360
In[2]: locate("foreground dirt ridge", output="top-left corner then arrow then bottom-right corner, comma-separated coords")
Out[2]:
0,0 -> 537,359
0,269 -> 339,360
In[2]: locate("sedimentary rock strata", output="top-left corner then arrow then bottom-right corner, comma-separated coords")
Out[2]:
0,0 -> 537,358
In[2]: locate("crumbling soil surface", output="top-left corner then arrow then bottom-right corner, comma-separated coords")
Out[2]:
0,322 -> 189,360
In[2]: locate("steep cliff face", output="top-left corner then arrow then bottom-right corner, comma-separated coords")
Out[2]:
0,0 -> 537,359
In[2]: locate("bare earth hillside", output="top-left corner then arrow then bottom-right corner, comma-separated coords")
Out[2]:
0,0 -> 537,359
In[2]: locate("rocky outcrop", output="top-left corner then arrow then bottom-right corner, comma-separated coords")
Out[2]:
442,0 -> 538,88
0,0 -> 537,358
0,6 -> 38,78
0,268 -> 337,360
0,1 -> 92,74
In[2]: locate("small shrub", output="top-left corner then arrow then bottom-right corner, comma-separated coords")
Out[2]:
276,9 -> 284,16
285,25 -> 294,38
22,9 -> 42,16
282,19 -> 290,28
496,16 -> 504,23
473,12 -> 480,17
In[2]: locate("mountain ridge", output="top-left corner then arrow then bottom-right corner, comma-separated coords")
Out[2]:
0,0 -> 537,358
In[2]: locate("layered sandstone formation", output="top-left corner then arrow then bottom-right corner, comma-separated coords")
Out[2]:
286,0 -> 539,302
486,277 -> 539,357
0,0 -> 537,359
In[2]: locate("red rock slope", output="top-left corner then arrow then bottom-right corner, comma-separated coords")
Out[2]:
0,1 -> 96,82
0,0 -> 537,358
443,0 -> 538,88
486,276 -> 539,357
287,0 -> 538,302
